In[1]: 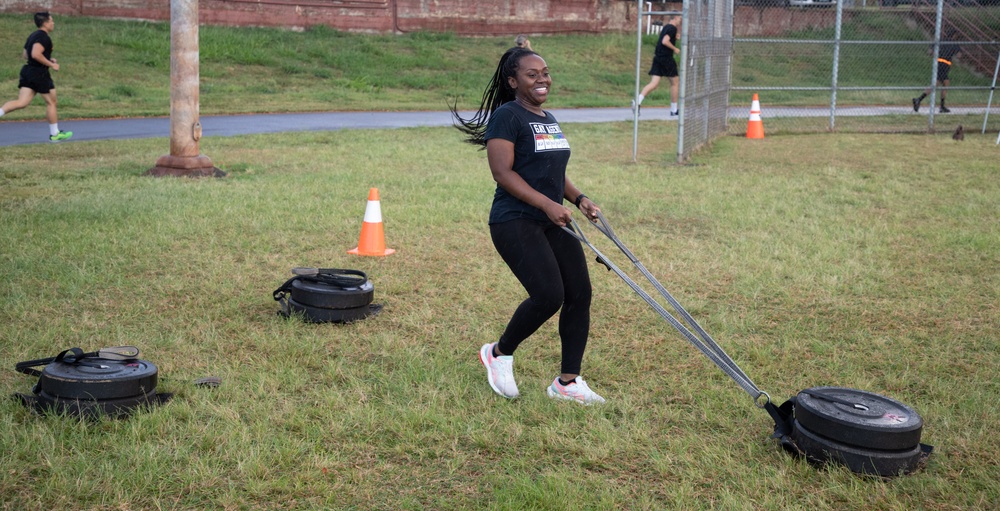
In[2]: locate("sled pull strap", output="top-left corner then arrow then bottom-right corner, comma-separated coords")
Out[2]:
96,346 -> 141,360
15,346 -> 140,377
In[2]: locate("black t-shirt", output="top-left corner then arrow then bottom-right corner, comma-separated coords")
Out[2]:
483,101 -> 572,225
939,42 -> 960,62
654,24 -> 678,60
24,30 -> 53,68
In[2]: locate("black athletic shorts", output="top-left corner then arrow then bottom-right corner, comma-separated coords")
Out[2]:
648,55 -> 678,78
936,63 -> 951,82
18,65 -> 54,94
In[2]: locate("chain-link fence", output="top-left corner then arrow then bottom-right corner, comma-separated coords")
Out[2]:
728,1 -> 1000,135
632,1 -> 735,163
679,0 -> 735,162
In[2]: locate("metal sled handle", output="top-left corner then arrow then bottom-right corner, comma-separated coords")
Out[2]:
562,213 -> 768,406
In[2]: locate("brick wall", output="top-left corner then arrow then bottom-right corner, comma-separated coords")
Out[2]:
0,0 -> 637,34
0,1 -> 833,36
734,6 -> 838,37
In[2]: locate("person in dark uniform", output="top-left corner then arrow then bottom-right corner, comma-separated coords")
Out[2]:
632,15 -> 681,117
913,32 -> 961,114
0,12 -> 73,141
451,47 -> 607,405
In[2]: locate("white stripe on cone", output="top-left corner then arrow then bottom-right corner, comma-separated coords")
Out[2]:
363,199 -> 383,223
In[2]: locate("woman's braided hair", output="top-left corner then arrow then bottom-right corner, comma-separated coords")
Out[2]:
451,47 -> 539,148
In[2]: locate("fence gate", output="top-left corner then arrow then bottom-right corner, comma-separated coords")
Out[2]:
632,0 -> 733,164
677,0 -> 734,163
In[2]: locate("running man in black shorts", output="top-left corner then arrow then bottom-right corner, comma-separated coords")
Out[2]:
0,12 -> 73,141
913,32 -> 961,114
632,15 -> 681,118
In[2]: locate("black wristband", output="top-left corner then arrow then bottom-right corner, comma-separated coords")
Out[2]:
574,194 -> 588,208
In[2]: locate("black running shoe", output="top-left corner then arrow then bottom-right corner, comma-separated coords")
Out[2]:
940,106 -> 950,113
912,98 -> 920,112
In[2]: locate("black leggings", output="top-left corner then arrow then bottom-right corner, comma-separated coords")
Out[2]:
490,218 -> 592,375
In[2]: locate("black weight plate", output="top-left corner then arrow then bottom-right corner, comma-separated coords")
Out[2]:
35,388 -> 168,419
287,298 -> 382,323
290,278 -> 374,309
38,359 -> 159,400
791,420 -> 924,477
795,387 -> 923,451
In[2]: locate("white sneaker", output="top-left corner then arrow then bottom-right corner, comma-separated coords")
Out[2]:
479,343 -> 519,398
547,376 -> 606,405
630,99 -> 640,117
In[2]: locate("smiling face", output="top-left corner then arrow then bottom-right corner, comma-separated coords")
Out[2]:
507,54 -> 551,109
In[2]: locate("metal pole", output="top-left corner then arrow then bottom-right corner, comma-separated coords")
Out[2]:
981,48 -> 999,135
829,0 -> 844,131
646,2 -> 652,35
148,0 -> 220,177
633,0 -> 644,162
927,0 -> 944,132
675,3 -> 690,164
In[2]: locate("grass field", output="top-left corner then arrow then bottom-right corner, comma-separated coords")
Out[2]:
2,119 -> 998,509
2,10 -> 999,511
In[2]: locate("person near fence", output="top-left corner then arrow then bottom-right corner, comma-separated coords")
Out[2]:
913,31 -> 961,114
0,12 -> 73,141
451,46 -> 607,405
632,15 -> 682,118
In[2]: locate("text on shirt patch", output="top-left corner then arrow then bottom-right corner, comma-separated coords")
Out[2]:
530,122 -> 570,152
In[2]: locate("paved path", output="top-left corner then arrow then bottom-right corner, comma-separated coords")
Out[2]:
0,107 -> 646,147
0,105 -> 985,147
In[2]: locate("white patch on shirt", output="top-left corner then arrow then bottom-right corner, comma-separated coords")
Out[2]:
530,122 -> 570,152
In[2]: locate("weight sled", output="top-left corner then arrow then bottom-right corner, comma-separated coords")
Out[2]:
274,267 -> 382,323
562,212 -> 933,477
13,347 -> 171,419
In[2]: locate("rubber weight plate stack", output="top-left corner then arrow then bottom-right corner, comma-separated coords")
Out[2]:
290,278 -> 374,309
28,359 -> 167,418
278,273 -> 381,323
790,386 -> 928,477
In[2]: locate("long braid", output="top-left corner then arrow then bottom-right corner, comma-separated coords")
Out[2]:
451,47 -> 539,148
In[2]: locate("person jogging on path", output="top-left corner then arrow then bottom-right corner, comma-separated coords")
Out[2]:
0,12 -> 73,142
632,15 -> 681,118
913,31 -> 961,114
451,46 -> 607,405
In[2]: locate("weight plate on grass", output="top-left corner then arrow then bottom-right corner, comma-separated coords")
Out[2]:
791,419 -> 925,477
287,297 -> 382,323
33,388 -> 165,419
795,386 -> 923,451
290,278 -> 374,310
38,359 -> 159,400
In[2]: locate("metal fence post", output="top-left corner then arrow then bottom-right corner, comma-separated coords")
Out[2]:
982,49 -> 999,134
633,0 -> 644,162
829,0 -> 845,132
927,0 -> 944,131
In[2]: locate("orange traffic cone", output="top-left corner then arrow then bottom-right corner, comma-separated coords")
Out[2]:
348,188 -> 395,256
746,93 -> 765,139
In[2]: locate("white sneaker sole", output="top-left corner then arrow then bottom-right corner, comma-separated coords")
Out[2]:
547,385 -> 605,405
